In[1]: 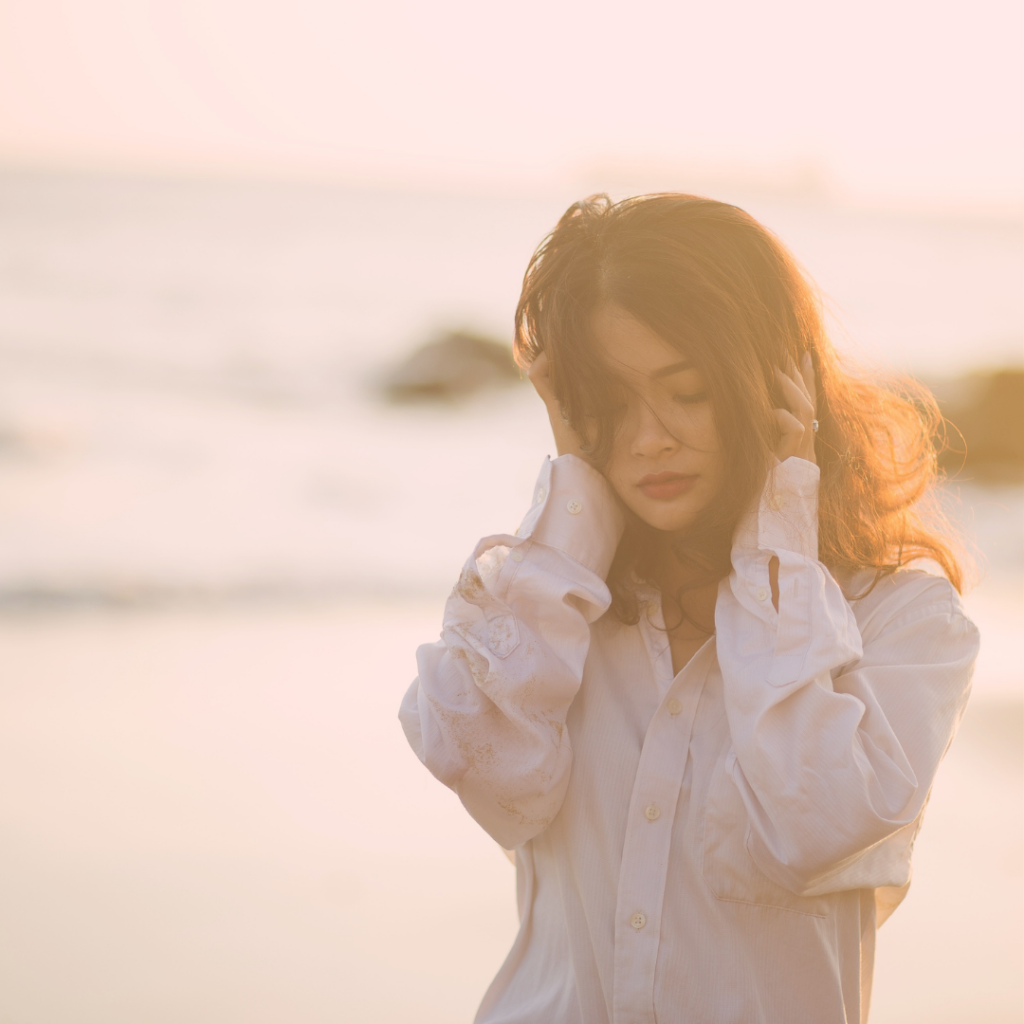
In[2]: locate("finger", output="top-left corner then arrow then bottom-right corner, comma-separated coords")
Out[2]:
527,351 -> 556,402
527,349 -> 550,381
787,354 -> 812,404
775,360 -> 808,404
800,351 -> 818,408
773,407 -> 805,436
773,364 -> 798,408
776,372 -> 814,418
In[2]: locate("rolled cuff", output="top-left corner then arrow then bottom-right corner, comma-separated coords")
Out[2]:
515,455 -> 625,580
756,457 -> 820,560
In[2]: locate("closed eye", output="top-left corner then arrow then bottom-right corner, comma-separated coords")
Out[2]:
673,391 -> 708,405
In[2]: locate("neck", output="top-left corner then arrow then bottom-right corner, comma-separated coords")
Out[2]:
655,549 -> 720,637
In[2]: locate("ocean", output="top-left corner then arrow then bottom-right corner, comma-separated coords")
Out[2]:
0,170 -> 1020,1022
0,169 -> 1021,604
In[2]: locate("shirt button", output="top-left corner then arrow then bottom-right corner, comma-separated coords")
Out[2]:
630,911 -> 647,930
535,488 -> 546,503
646,601 -> 658,616
644,803 -> 660,821
510,550 -> 523,563
566,499 -> 583,515
666,698 -> 683,716
756,587 -> 768,602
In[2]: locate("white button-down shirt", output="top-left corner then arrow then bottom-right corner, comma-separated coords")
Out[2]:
400,455 -> 979,1024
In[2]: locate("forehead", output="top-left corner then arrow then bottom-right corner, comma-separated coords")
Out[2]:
590,304 -> 689,379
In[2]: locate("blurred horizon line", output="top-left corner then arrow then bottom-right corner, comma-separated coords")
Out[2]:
2,156 -> 1021,227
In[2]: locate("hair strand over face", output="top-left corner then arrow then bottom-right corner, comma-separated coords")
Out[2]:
514,193 -> 966,623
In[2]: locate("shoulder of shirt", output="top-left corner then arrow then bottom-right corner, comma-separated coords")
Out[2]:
845,566 -> 975,643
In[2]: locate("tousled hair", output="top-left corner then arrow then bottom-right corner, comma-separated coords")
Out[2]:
514,193 -> 965,624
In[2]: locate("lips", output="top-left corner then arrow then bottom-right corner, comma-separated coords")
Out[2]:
637,472 -> 698,500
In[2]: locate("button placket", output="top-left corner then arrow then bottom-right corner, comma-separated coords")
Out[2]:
612,652 -> 712,1024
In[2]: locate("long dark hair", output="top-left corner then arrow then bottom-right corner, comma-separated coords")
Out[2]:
514,193 -> 964,623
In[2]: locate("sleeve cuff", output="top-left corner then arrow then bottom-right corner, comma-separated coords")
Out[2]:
756,457 -> 819,560
515,455 -> 625,580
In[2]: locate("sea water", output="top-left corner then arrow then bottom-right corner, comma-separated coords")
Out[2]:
0,169 -> 1021,604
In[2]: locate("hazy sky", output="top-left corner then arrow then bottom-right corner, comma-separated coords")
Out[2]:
1,0 -> 1021,212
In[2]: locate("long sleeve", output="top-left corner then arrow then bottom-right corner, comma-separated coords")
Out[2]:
399,455 -> 625,849
715,457 -> 980,897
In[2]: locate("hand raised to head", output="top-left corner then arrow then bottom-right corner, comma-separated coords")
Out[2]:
526,350 -> 588,461
774,352 -> 818,465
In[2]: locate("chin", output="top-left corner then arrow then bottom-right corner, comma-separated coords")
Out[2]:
633,500 -> 701,534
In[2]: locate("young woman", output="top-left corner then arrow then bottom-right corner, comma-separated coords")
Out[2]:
399,194 -> 979,1024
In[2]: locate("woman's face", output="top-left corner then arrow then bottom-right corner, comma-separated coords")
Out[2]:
592,304 -> 725,534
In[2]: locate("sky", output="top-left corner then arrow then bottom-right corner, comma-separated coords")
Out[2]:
0,0 -> 1021,214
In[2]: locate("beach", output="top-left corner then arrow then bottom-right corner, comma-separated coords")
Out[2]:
0,170 -> 1020,1021
0,597 -> 1019,1023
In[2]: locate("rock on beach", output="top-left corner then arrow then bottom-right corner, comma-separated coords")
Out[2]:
384,331 -> 522,401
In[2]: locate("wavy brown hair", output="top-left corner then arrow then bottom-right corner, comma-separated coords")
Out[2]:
513,193 -> 964,624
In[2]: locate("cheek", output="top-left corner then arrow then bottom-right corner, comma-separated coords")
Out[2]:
602,442 -> 631,497
602,435 -> 653,517
670,404 -> 720,452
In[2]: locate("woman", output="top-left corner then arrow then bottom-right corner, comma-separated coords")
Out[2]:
399,194 -> 979,1024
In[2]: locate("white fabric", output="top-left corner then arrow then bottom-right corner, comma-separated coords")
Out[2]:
399,454 -> 979,1024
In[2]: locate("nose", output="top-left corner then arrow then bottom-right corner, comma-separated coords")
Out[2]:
628,399 -> 680,460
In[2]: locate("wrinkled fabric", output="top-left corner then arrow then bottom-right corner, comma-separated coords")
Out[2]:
400,454 -> 979,1024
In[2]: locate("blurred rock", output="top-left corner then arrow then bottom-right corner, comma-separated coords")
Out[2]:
0,415 -> 76,458
933,368 -> 1024,482
384,331 -> 521,401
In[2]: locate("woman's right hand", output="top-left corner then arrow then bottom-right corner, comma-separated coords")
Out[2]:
526,351 -> 588,460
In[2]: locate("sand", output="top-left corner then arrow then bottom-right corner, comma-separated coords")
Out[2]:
0,601 -> 1019,1023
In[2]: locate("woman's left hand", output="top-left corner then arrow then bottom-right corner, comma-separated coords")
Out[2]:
774,352 -> 818,465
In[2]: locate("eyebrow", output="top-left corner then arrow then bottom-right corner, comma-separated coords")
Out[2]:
651,360 -> 694,379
